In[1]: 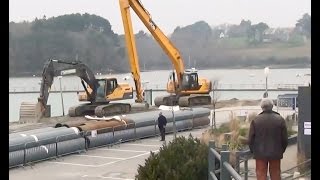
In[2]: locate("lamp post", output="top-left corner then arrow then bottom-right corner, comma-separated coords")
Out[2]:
58,76 -> 65,116
263,67 -> 270,98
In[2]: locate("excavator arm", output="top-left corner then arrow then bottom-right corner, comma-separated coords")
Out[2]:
119,0 -> 185,92
38,59 -> 99,111
119,1 -> 144,103
119,0 -> 212,107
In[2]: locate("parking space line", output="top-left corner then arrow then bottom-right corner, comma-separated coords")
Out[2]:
98,176 -> 134,180
97,150 -> 159,167
74,154 -> 125,160
125,143 -> 162,147
47,161 -> 98,167
97,149 -> 148,153
82,175 -> 134,180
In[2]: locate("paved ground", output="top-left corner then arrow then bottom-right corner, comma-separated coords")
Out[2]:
9,128 -> 207,180
9,105 -> 299,180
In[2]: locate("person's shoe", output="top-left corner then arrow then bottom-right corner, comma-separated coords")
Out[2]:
160,139 -> 164,141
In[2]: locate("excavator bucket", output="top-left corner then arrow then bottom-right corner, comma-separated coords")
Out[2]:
19,102 -> 44,123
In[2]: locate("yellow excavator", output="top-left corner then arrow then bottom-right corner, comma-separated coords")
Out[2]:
119,0 -> 212,107
19,57 -> 147,121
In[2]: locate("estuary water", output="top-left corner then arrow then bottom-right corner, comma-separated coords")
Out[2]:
9,68 -> 310,122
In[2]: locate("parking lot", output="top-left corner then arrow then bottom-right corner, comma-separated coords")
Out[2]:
9,127 -> 208,180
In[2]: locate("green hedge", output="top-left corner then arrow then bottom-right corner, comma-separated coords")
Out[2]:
135,135 -> 208,180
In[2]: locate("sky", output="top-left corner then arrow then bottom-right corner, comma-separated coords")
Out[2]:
9,0 -> 311,35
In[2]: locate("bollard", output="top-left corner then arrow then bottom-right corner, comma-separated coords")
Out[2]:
220,151 -> 231,180
208,141 -> 215,179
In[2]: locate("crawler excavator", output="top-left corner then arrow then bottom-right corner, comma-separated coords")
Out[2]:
19,59 -> 148,122
119,0 -> 212,107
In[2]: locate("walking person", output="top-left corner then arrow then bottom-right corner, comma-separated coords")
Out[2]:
248,98 -> 288,180
157,112 -> 167,141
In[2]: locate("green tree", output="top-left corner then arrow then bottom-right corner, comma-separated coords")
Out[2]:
295,13 -> 311,38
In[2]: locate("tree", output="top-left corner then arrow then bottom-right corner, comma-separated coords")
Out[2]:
295,13 -> 311,38
211,80 -> 220,129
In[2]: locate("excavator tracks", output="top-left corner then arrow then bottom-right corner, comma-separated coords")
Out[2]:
154,94 -> 211,107
94,103 -> 131,117
178,94 -> 212,107
68,103 -> 99,117
68,103 -> 131,117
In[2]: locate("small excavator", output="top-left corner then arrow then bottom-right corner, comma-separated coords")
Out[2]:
19,59 -> 148,122
119,0 -> 212,107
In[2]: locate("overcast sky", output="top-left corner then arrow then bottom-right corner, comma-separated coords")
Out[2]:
9,0 -> 311,35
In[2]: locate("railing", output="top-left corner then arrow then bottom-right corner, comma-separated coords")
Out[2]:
208,141 -> 245,180
9,83 -> 303,93
208,135 -> 298,180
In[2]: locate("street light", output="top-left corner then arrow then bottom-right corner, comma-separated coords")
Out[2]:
58,76 -> 65,116
263,67 -> 270,98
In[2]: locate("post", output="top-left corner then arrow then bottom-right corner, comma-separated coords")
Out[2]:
222,144 -> 228,151
172,108 -> 176,139
58,76 -> 65,116
208,141 -> 216,178
263,67 -> 269,98
220,151 -> 231,180
244,158 -> 248,180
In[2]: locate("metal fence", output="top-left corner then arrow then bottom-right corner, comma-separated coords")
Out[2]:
9,83 -> 303,93
9,131 -> 86,168
208,135 -> 298,180
9,117 -> 207,168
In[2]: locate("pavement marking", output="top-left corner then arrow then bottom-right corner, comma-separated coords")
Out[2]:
97,150 -> 159,167
124,143 -> 162,147
82,175 -> 134,180
47,161 -> 98,167
74,154 -> 126,160
89,176 -> 134,180
97,149 -> 148,153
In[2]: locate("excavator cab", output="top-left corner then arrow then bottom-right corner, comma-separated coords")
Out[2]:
95,78 -> 119,102
182,72 -> 199,90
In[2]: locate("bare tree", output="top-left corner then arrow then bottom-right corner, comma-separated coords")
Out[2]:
211,79 -> 220,129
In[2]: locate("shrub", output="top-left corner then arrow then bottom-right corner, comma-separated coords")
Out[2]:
135,135 -> 208,180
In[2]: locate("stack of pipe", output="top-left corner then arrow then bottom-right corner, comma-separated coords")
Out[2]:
9,127 -> 85,168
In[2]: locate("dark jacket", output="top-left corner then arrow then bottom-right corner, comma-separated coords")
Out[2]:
248,110 -> 288,160
158,115 -> 167,128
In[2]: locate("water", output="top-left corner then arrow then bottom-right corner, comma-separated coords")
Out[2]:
9,68 -> 310,122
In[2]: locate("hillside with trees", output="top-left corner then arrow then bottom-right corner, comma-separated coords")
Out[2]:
9,13 -> 311,77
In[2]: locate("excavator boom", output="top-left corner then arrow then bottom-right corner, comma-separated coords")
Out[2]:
120,0 -> 212,107
120,0 -> 185,91
119,1 -> 144,103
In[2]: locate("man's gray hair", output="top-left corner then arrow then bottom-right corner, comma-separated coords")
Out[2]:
260,98 -> 274,111
159,112 -> 162,115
